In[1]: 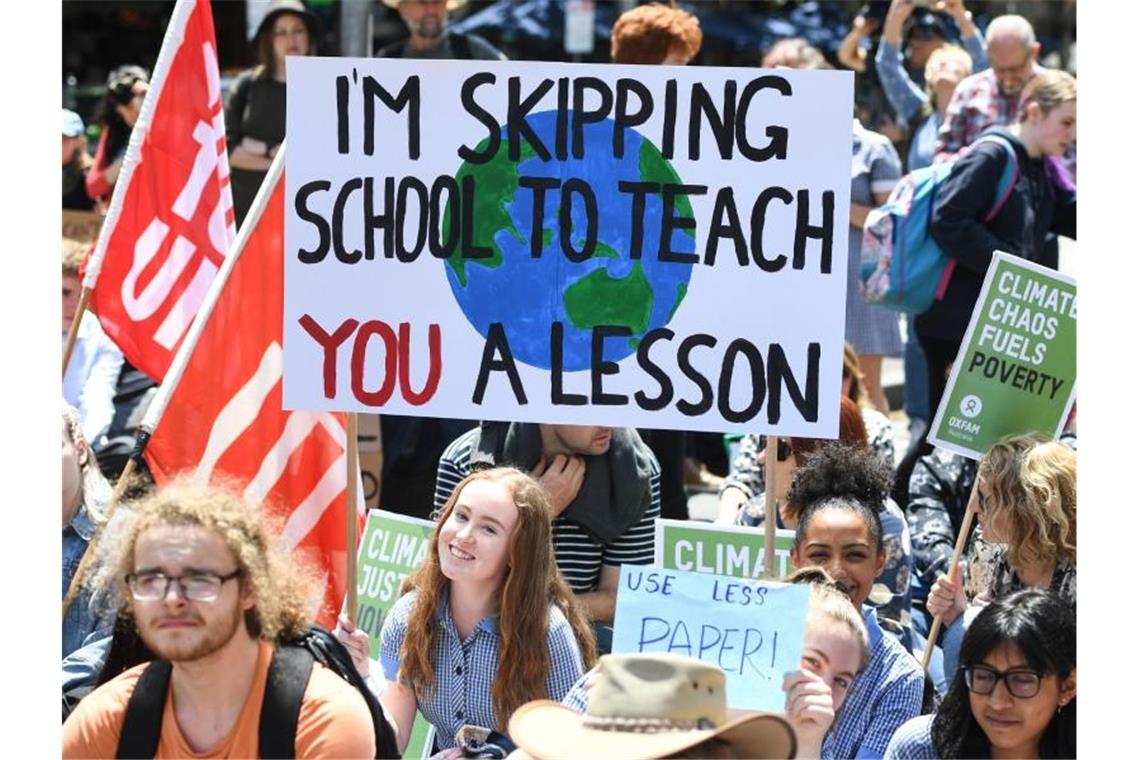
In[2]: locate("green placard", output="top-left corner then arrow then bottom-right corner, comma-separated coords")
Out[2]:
930,252 -> 1076,460
349,510 -> 437,759
654,519 -> 797,579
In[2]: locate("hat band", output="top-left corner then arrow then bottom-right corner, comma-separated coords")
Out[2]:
581,715 -> 717,734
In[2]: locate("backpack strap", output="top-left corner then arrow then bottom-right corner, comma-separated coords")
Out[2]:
974,134 -> 1022,222
259,646 -> 314,759
116,660 -> 173,759
934,133 -> 1022,300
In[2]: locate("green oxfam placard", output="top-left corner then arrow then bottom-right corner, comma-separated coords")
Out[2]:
348,510 -> 436,759
654,519 -> 797,579
930,252 -> 1076,460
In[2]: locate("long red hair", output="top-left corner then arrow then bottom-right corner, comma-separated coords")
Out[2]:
398,468 -> 597,728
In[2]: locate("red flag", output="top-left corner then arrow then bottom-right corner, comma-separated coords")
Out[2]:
144,173 -> 359,627
85,0 -> 234,382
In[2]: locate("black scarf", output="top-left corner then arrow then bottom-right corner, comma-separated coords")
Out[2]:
467,422 -> 655,545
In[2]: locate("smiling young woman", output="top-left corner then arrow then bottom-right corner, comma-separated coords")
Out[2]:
337,467 -> 597,755
885,588 -> 1075,759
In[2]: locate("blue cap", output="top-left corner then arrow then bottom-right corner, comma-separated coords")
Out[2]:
63,109 -> 85,138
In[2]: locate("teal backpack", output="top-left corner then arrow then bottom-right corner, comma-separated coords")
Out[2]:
861,134 -> 1020,314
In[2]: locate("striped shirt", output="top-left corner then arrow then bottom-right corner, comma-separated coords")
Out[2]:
434,428 -> 661,593
821,607 -> 925,759
380,588 -> 585,750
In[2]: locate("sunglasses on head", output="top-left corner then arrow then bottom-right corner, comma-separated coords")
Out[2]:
766,439 -> 792,462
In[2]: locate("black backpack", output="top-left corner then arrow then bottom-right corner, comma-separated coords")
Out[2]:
114,626 -> 399,759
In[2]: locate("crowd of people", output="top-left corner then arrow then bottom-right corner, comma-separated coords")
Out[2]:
60,0 -> 1077,757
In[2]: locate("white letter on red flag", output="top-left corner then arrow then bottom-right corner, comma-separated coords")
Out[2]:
85,0 -> 234,382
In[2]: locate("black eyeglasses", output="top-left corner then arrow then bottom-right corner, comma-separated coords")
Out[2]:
126,569 -> 242,602
963,665 -> 1044,698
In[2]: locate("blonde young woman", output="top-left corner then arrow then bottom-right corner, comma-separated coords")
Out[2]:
782,568 -> 873,759
927,434 -> 1076,675
338,467 -> 597,755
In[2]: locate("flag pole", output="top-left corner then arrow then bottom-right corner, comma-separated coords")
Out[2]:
345,413 -> 360,625
921,477 -> 980,671
60,146 -> 286,622
61,288 -> 93,378
763,435 -> 778,577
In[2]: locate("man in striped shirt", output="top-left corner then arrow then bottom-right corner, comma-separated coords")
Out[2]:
434,423 -> 661,627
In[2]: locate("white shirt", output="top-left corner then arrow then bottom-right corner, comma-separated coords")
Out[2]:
63,313 -> 123,444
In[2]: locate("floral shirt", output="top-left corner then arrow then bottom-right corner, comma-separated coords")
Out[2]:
982,549 -> 1076,609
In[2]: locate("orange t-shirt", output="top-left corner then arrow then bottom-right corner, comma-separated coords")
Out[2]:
62,641 -> 375,758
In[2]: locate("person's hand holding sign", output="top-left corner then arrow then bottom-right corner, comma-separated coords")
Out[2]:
532,454 -> 586,518
926,564 -> 967,624
782,668 -> 836,758
335,613 -> 372,678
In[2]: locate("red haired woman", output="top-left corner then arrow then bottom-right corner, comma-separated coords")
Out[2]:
339,467 -> 596,754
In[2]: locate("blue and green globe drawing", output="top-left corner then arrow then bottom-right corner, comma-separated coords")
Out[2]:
444,110 -> 696,371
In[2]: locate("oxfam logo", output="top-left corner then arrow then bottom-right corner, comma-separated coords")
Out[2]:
443,111 -> 695,371
959,395 -> 983,419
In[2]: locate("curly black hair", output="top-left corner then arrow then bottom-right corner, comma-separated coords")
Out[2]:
932,588 -> 1076,758
790,443 -> 891,553
787,442 -> 891,517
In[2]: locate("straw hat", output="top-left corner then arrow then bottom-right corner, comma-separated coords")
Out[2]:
509,654 -> 796,760
381,0 -> 468,10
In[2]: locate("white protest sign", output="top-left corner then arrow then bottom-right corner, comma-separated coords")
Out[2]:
284,57 -> 853,435
612,564 -> 808,713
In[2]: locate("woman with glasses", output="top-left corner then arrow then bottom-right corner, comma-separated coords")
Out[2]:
926,433 -> 1076,677
225,0 -> 318,227
85,64 -> 149,205
336,467 -> 596,755
885,587 -> 1076,759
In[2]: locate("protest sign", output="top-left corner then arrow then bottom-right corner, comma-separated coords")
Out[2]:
284,58 -> 853,436
655,518 -> 796,579
930,252 -> 1076,459
348,509 -> 435,760
612,564 -> 808,712
352,510 -> 434,653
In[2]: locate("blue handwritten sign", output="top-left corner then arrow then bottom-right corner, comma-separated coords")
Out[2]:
611,564 -> 809,712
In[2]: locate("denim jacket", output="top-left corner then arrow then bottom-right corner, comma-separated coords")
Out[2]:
62,503 -> 112,658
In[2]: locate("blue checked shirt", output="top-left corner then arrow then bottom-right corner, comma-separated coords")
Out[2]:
822,607 -> 924,759
380,587 -> 585,750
